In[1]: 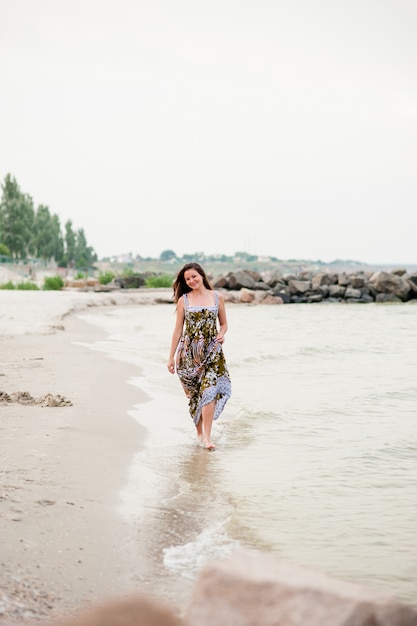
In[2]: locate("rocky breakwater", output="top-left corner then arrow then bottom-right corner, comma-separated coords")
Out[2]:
213,268 -> 417,305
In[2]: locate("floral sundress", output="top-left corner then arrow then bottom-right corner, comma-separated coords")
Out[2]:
176,291 -> 231,426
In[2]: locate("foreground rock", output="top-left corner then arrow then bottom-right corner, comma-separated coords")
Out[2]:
45,595 -> 182,626
185,549 -> 417,626
213,268 -> 417,304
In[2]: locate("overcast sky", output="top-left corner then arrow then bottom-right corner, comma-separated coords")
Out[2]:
1,0 -> 416,264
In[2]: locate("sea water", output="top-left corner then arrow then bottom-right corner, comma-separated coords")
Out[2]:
77,301 -> 417,607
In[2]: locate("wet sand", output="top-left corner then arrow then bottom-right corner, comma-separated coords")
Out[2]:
0,289 -> 172,623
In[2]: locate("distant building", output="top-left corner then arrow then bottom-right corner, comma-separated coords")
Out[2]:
109,253 -> 133,264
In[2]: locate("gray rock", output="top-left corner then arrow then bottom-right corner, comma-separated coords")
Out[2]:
239,288 -> 256,303
245,269 -> 263,282
289,280 -> 311,295
345,287 -> 362,299
307,293 -> 323,302
272,284 -> 290,297
261,269 -> 284,287
212,275 -> 228,289
348,273 -> 367,288
369,271 -> 411,301
261,294 -> 285,304
185,549 -> 417,626
407,278 -> 417,296
338,272 -> 350,286
272,291 -> 291,303
409,272 -> 417,287
328,284 -> 346,298
227,271 -> 257,290
375,293 -> 402,303
311,273 -> 336,288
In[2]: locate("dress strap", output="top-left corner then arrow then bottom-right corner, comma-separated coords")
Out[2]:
183,293 -> 189,309
214,290 -> 219,306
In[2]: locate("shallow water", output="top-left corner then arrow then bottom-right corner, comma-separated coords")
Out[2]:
78,301 -> 417,607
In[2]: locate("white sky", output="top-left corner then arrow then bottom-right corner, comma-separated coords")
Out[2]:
0,0 -> 416,264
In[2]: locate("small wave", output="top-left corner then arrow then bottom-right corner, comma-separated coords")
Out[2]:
357,440 -> 417,463
163,519 -> 240,580
238,353 -> 286,366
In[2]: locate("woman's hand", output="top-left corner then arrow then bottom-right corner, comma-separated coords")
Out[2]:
215,334 -> 225,344
167,359 -> 175,374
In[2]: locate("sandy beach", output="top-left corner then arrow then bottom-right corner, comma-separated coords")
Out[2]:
0,289 -> 173,624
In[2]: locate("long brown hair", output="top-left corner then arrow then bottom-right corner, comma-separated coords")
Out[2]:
172,263 -> 212,303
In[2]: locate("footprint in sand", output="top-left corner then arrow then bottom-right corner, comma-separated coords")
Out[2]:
36,499 -> 56,506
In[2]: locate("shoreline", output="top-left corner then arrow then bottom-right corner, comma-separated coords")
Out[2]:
0,290 -> 174,623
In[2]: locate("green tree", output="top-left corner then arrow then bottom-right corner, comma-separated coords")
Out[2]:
0,174 -> 35,259
160,249 -> 177,261
74,228 -> 88,268
33,204 -> 55,260
0,174 -> 96,266
0,242 -> 11,257
64,220 -> 76,266
51,214 -> 65,265
62,221 -> 97,268
74,228 -> 97,269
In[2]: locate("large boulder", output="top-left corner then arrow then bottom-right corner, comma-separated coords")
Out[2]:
288,280 -> 311,295
375,293 -> 402,303
253,280 -> 271,291
311,273 -> 339,289
348,273 -> 367,289
311,273 -> 330,289
212,275 -> 228,289
271,289 -> 291,303
338,272 -> 349,286
245,269 -> 263,282
227,271 -> 257,290
239,288 -> 256,303
408,271 -> 417,287
114,274 -> 146,288
328,284 -> 346,298
345,287 -> 362,299
261,294 -> 285,304
406,278 -> 417,297
369,271 -> 411,301
261,269 -> 284,287
185,549 -> 417,626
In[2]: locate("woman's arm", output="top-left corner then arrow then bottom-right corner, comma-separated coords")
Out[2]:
167,297 -> 185,373
216,292 -> 228,343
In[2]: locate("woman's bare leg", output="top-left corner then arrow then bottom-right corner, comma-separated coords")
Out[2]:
196,418 -> 203,440
201,400 -> 216,450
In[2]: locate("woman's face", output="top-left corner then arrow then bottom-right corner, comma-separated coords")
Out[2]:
184,268 -> 203,290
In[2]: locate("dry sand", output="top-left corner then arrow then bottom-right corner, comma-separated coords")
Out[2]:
0,288 -> 173,624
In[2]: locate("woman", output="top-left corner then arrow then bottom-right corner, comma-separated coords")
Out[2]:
167,263 -> 231,451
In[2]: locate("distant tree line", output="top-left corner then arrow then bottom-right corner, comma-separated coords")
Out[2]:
0,174 -> 97,268
157,249 -> 277,263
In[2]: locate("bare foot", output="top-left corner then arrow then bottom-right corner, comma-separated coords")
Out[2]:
203,438 -> 216,451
